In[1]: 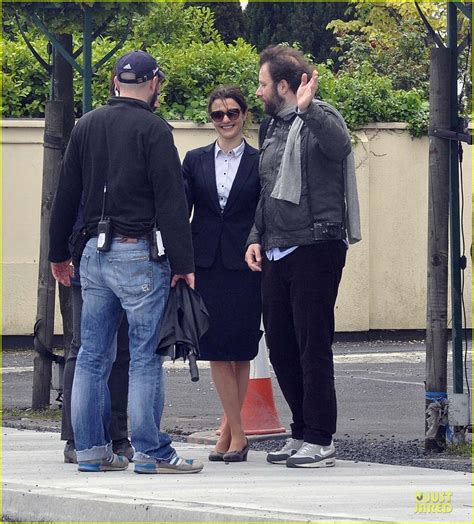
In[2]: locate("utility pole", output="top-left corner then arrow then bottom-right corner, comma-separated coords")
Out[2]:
424,1 -> 472,449
425,46 -> 451,451
32,100 -> 64,409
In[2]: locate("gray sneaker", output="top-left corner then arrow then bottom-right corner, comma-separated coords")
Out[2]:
266,438 -> 304,464
78,453 -> 129,472
286,441 -> 336,468
135,455 -> 203,474
113,438 -> 134,461
64,441 -> 77,464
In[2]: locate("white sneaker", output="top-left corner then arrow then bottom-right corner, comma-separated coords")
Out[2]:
286,441 -> 336,468
266,438 -> 304,464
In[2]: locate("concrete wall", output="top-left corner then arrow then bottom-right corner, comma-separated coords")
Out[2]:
2,119 -> 472,335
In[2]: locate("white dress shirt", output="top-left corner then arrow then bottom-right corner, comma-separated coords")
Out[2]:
214,140 -> 245,211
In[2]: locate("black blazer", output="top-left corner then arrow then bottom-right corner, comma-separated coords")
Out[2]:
182,141 -> 260,271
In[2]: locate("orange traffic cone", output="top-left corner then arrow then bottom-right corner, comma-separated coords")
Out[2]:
217,336 -> 286,436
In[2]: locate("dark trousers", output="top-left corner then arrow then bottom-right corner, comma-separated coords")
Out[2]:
262,242 -> 346,446
61,284 -> 130,442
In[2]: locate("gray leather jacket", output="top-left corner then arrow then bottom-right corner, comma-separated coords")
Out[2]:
247,101 -> 352,250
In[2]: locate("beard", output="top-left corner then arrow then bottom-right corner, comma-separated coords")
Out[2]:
149,84 -> 160,110
264,86 -> 285,117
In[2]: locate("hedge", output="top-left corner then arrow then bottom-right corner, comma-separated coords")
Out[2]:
2,33 -> 428,136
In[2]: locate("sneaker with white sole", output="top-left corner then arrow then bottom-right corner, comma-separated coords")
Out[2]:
286,441 -> 336,468
134,455 -> 203,474
78,453 -> 129,472
266,438 -> 304,464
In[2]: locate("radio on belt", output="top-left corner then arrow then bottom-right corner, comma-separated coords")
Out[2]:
150,226 -> 166,261
97,217 -> 111,252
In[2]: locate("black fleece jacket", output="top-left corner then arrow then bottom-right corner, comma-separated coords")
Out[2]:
49,97 -> 194,275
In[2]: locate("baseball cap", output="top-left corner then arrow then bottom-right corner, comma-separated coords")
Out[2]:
115,50 -> 165,84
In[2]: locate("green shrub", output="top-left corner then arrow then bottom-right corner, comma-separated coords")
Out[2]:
2,33 -> 428,136
151,38 -> 262,123
318,61 -> 429,136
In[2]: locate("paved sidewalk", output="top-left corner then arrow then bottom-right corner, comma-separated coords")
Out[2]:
2,428 -> 471,523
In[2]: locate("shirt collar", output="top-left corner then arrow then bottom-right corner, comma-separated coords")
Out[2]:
214,139 -> 245,159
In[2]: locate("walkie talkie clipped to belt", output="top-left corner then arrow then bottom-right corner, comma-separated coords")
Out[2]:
97,184 -> 111,251
150,224 -> 166,261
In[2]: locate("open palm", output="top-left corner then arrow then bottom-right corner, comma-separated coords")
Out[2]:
297,71 -> 319,112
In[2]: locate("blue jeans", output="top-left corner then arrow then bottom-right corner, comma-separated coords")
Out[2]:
61,284 -> 129,443
72,237 -> 175,463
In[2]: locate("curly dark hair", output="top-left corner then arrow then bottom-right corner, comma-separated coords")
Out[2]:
207,85 -> 248,114
259,46 -> 314,94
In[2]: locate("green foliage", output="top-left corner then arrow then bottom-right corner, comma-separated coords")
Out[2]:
328,0 -> 472,112
446,442 -> 472,457
3,1 -> 151,35
150,38 -> 262,123
244,1 -> 353,66
318,61 -> 429,137
185,1 -> 245,44
1,31 -> 51,117
2,4 -> 430,136
129,2 -> 222,48
328,11 -> 431,96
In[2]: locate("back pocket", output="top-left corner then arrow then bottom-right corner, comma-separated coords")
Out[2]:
109,253 -> 154,298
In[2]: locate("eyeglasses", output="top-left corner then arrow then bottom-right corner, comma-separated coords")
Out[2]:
210,108 -> 241,123
155,68 -> 166,82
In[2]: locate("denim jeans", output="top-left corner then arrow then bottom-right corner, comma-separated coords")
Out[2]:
72,237 -> 174,462
61,284 -> 130,443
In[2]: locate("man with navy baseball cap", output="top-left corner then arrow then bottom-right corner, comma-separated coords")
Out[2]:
115,50 -> 166,84
49,50 -> 202,474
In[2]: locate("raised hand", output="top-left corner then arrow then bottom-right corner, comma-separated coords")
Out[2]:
296,70 -> 319,113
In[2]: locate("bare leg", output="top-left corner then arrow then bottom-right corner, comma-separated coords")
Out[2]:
211,360 -> 250,452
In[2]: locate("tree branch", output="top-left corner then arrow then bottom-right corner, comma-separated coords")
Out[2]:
14,12 -> 52,73
414,2 -> 445,48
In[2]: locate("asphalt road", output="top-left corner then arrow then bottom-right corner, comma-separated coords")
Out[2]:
4,340 -> 469,442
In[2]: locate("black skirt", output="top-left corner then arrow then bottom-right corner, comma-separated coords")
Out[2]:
195,251 -> 262,361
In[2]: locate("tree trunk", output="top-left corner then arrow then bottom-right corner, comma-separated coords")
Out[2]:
425,47 -> 450,451
32,100 -> 64,409
53,34 -> 75,358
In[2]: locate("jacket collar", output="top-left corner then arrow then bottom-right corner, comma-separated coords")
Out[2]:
108,96 -> 154,113
224,141 -> 257,215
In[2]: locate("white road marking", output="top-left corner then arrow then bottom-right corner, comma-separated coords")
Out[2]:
163,359 -> 210,370
3,349 -> 468,374
0,361 -> 211,374
335,374 -> 424,386
0,367 -> 33,374
333,351 -> 426,363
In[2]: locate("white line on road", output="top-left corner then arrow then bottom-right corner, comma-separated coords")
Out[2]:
334,351 -> 426,363
0,361 -> 211,374
336,375 -> 424,386
0,367 -> 33,374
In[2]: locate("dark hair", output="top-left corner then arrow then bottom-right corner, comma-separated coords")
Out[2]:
259,46 -> 314,93
207,85 -> 248,114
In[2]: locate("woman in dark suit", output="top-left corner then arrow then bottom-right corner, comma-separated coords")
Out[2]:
183,86 -> 261,462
